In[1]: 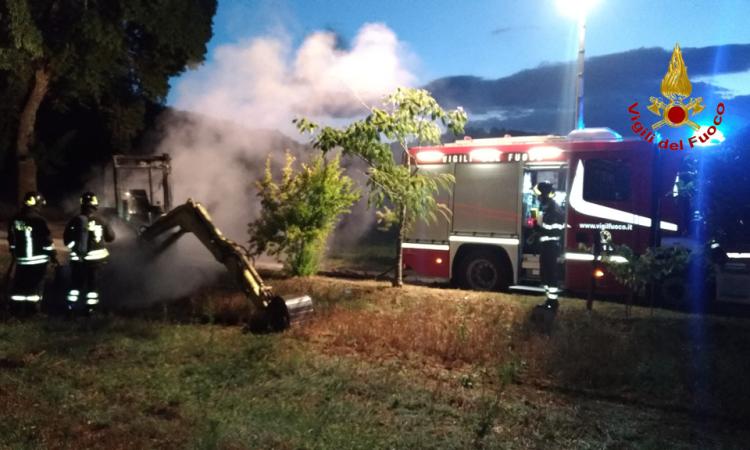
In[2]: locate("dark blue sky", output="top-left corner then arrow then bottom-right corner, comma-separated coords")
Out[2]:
189,0 -> 750,93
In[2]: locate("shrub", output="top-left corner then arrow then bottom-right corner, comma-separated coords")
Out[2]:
604,244 -> 691,296
248,152 -> 359,276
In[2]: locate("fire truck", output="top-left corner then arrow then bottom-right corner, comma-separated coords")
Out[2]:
402,128 -> 688,296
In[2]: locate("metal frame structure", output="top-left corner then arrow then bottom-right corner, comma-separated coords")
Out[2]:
112,154 -> 173,216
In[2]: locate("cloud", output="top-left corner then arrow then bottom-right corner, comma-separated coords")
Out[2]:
694,69 -> 750,99
491,25 -> 539,36
491,26 -> 513,35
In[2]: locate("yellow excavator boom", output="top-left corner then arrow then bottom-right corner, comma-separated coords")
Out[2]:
138,199 -> 312,331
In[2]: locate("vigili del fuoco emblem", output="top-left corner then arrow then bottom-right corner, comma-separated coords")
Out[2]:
647,43 -> 704,130
627,43 -> 726,149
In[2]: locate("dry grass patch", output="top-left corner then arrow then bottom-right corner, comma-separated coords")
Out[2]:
267,277 -> 527,365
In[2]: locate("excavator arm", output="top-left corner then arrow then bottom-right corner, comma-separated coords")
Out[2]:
139,199 -> 311,331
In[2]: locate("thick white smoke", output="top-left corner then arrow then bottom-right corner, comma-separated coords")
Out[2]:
173,23 -> 415,132
112,23 -> 416,304
163,23 -> 415,236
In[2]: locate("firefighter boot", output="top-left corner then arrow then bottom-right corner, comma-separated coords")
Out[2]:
537,285 -> 560,312
84,291 -> 100,317
66,289 -> 80,319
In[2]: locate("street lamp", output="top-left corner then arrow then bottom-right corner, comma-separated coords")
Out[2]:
556,0 -> 599,131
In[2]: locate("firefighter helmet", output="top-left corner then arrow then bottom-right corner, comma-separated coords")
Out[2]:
23,191 -> 46,208
80,191 -> 99,209
533,181 -> 556,199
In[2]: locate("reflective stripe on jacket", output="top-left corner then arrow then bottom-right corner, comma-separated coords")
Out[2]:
64,213 -> 115,262
7,210 -> 53,264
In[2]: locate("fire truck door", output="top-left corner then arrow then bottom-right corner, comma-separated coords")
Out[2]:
519,166 -> 568,285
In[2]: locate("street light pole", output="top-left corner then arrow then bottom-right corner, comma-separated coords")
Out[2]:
557,0 -> 598,131
575,17 -> 586,130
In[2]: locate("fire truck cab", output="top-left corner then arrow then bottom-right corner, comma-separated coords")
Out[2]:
403,128 -> 687,296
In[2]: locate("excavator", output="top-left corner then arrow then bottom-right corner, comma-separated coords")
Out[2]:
109,154 -> 313,332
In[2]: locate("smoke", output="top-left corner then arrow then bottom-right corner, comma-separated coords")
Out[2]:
102,225 -> 225,308
173,23 -> 415,130
121,23 -> 416,304
163,23 -> 415,235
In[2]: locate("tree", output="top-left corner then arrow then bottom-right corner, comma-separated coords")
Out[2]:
0,0 -> 217,204
296,88 -> 467,286
248,152 -> 360,276
675,126 -> 750,245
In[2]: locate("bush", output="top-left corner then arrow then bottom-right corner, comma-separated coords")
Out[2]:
604,244 -> 691,297
248,152 -> 359,276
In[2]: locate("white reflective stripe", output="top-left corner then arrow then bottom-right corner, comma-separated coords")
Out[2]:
564,252 -> 628,264
539,236 -> 560,242
86,292 -> 99,298
43,245 -> 54,251
547,294 -> 559,300
570,161 -> 678,232
565,252 -> 595,261
70,290 -> 80,295
9,245 -> 15,249
606,255 -> 628,264
402,242 -> 450,251
17,257 -> 49,265
70,253 -> 81,261
67,295 -> 78,302
86,299 -> 99,305
25,295 -> 41,302
449,236 -> 520,245
547,287 -> 560,293
67,241 -> 76,248
84,248 -> 109,260
24,226 -> 32,258
11,295 -> 26,301
18,254 -> 48,262
541,223 -> 566,230
727,253 -> 750,259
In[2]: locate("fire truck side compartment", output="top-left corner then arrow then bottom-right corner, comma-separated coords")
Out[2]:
452,164 -> 520,235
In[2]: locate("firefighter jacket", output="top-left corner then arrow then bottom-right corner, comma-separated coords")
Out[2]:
64,213 -> 115,262
7,209 -> 54,265
537,201 -> 565,242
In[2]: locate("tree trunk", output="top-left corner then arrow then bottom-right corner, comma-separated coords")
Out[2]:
393,204 -> 406,287
16,67 -> 50,205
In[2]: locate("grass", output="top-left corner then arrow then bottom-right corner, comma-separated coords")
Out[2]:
2,269 -> 750,448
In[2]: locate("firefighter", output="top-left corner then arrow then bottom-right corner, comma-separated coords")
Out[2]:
6,192 -> 55,315
533,181 -> 565,311
63,192 -> 115,314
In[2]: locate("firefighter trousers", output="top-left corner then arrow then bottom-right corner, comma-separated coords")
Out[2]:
540,240 -> 561,302
67,261 -> 103,310
9,262 -> 48,303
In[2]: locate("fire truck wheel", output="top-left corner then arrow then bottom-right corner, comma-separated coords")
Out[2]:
455,249 -> 510,291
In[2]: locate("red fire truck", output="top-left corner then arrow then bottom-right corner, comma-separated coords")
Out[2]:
402,128 -> 688,296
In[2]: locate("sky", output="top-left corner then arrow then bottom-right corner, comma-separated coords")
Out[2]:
168,0 -> 750,103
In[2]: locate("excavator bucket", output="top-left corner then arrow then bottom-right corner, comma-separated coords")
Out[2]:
247,294 -> 314,333
283,294 -> 315,323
